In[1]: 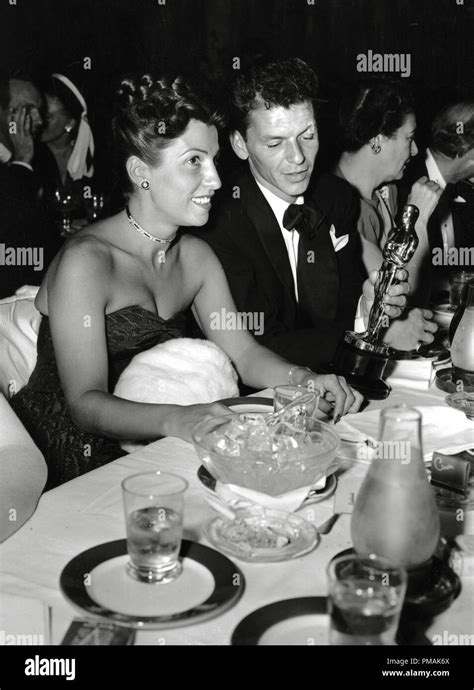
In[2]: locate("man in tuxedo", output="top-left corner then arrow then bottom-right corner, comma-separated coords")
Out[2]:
0,72 -> 54,297
403,101 -> 474,285
190,58 -> 419,371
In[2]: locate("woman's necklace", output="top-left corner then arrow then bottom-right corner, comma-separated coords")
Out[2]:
125,206 -> 176,244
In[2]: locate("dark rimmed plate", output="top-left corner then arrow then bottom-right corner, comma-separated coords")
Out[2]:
218,396 -> 274,411
60,539 -> 245,629
232,597 -> 328,645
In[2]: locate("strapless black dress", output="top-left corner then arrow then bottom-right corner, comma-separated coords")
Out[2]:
10,306 -> 187,490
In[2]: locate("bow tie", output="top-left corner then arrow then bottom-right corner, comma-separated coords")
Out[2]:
283,202 -> 321,240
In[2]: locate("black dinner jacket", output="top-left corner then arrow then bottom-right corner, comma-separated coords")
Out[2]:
188,169 -> 365,371
402,151 -> 474,251
0,161 -> 58,297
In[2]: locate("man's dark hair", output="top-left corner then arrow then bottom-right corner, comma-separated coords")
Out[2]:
431,101 -> 474,158
0,70 -> 38,111
229,57 -> 319,137
338,78 -> 415,152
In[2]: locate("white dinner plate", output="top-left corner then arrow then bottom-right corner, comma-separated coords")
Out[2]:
60,539 -> 245,629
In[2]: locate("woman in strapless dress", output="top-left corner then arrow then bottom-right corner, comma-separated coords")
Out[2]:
11,74 -> 363,489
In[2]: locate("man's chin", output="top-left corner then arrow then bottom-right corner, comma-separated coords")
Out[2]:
280,178 -> 311,198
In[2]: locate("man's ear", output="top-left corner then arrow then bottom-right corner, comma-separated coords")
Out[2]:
230,130 -> 249,161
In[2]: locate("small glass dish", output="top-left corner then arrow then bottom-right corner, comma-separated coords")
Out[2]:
203,506 -> 319,563
445,392 -> 474,420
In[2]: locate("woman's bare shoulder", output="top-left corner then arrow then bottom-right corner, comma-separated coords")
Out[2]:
178,233 -> 220,266
37,233 -> 114,313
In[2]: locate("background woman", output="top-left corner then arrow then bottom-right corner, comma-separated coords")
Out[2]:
11,74 -> 365,489
36,73 -> 96,232
334,79 -> 442,307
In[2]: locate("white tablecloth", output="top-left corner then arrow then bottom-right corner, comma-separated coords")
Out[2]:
0,385 -> 473,645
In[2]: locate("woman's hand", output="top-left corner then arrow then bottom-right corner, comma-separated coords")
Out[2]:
408,177 -> 442,224
298,372 -> 364,421
164,402 -> 231,443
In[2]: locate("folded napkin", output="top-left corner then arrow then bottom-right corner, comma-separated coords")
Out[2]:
384,356 -> 438,390
339,406 -> 474,460
0,394 -> 47,541
207,472 -> 328,514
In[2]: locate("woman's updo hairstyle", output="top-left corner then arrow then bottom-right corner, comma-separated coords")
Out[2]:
339,78 -> 415,152
113,74 -> 224,196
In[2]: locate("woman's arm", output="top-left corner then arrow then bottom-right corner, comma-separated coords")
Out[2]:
404,177 -> 442,306
190,240 -> 363,417
47,239 -> 228,443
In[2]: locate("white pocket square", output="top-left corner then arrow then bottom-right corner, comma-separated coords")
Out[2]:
330,225 -> 349,252
454,196 -> 466,203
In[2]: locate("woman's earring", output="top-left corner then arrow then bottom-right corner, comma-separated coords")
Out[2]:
65,124 -> 73,133
371,142 -> 381,154
140,179 -> 150,190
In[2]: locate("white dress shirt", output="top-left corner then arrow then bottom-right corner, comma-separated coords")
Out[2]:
425,148 -> 455,251
255,179 -> 304,302
254,177 -> 366,331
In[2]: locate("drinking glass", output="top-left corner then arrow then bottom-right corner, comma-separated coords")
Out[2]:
274,384 -> 320,421
327,553 -> 407,645
53,189 -> 74,236
449,270 -> 474,311
122,471 -> 188,584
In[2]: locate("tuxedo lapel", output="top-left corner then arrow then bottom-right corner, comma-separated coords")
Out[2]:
239,171 -> 296,302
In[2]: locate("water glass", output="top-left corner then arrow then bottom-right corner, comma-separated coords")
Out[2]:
274,384 -> 320,421
122,471 -> 188,584
449,270 -> 474,310
327,553 -> 407,645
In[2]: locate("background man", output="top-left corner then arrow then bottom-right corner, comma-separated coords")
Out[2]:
0,72 -> 51,297
404,101 -> 474,286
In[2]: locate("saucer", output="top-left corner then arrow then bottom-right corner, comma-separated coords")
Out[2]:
203,507 -> 319,563
232,597 -> 329,645
446,392 -> 474,420
60,539 -> 245,629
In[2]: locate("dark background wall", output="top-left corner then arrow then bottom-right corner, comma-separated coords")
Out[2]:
1,0 -> 473,174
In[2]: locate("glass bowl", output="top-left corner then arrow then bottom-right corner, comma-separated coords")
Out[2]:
192,413 -> 340,496
446,392 -> 474,420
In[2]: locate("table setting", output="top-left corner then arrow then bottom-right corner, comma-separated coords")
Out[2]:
0,373 -> 473,647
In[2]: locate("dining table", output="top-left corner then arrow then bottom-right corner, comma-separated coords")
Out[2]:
1,381 -> 473,647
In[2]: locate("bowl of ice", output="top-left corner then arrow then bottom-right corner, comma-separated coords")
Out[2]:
192,412 -> 340,496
